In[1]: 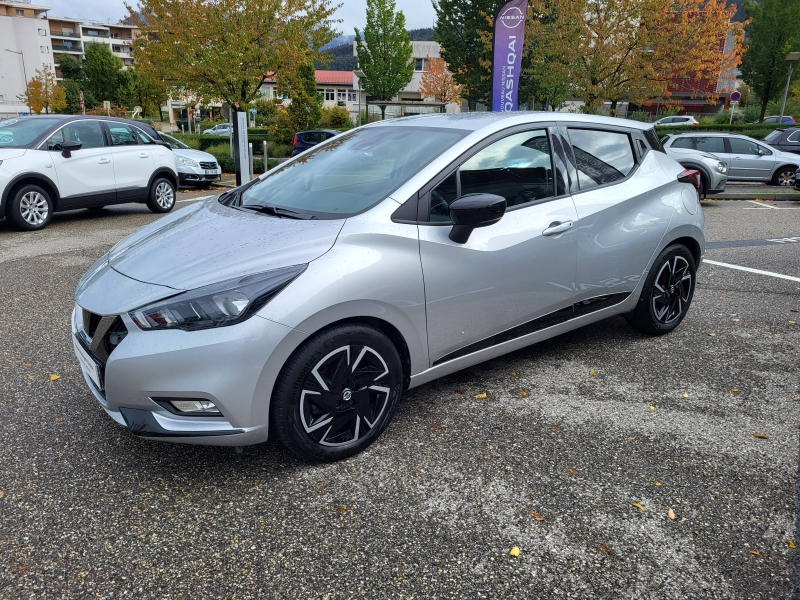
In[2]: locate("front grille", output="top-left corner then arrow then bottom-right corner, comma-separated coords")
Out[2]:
199,161 -> 218,170
83,309 -> 102,338
80,311 -> 128,364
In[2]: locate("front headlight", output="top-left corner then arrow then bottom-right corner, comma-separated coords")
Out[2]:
176,156 -> 199,168
717,161 -> 727,174
130,265 -> 306,331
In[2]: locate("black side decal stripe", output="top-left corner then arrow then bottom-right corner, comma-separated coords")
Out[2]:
432,292 -> 630,366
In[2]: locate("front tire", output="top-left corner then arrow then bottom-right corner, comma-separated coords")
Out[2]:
7,184 -> 53,231
625,244 -> 696,336
271,324 -> 403,462
772,167 -> 796,187
146,177 -> 176,213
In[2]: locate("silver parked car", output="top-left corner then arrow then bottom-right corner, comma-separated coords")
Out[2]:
653,115 -> 699,127
202,123 -> 231,136
661,131 -> 799,186
159,133 -> 221,188
661,134 -> 728,196
72,113 -> 705,462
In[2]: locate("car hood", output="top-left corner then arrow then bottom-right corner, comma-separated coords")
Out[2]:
108,198 -> 345,290
173,148 -> 216,162
0,148 -> 27,161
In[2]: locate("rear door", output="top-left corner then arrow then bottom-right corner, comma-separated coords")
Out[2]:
564,125 -> 674,301
43,119 -> 115,207
105,122 -> 155,201
726,136 -> 775,180
418,125 -> 579,365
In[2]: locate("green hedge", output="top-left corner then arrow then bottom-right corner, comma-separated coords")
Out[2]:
653,123 -> 779,140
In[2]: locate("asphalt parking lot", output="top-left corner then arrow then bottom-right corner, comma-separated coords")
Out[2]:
1,194 -> 799,599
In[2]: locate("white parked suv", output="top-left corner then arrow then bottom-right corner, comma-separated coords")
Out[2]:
0,115 -> 178,231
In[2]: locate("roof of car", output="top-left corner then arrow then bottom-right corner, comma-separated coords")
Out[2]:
361,111 -> 655,133
3,114 -> 158,131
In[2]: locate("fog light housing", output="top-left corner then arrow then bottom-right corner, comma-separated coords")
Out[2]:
153,398 -> 222,416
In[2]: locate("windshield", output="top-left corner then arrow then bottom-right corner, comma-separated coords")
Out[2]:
0,118 -> 61,148
160,133 -> 189,150
238,126 -> 466,218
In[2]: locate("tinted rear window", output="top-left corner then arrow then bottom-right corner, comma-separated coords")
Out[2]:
695,136 -> 725,153
670,137 -> 693,149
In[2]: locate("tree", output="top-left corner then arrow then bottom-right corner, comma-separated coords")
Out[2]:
354,0 -> 414,119
83,42 -> 125,104
419,55 -> 464,104
122,67 -> 168,116
18,65 -> 66,114
434,0 -> 502,106
282,63 -> 324,132
56,53 -> 84,82
129,0 -> 337,108
740,0 -> 800,120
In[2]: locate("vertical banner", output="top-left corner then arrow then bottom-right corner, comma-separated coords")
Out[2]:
232,110 -> 249,186
491,0 -> 528,112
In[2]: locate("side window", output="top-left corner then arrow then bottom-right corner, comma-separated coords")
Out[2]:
46,121 -> 105,150
695,136 -> 725,153
107,123 -> 139,146
729,137 -> 761,155
134,128 -> 153,144
460,129 -> 555,208
636,138 -> 648,158
670,137 -> 694,149
429,171 -> 458,222
567,128 -> 635,190
787,131 -> 800,143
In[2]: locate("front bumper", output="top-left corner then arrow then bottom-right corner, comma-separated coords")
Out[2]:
71,302 -> 305,446
177,164 -> 221,187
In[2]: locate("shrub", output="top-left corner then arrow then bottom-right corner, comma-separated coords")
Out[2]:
627,110 -> 651,123
320,106 -> 352,129
715,109 -> 744,124
198,117 -> 226,133
741,105 -> 761,123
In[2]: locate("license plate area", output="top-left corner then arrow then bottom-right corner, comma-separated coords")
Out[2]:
73,334 -> 104,390
204,169 -> 219,175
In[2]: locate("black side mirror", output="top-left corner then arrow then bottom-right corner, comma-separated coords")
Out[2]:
61,139 -> 82,158
448,193 -> 507,244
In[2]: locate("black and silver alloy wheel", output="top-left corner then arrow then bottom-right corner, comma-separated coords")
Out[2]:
146,177 -> 176,213
300,345 -> 391,447
626,243 -> 696,336
773,168 -> 796,187
8,184 -> 53,231
651,256 -> 692,325
272,323 -> 403,462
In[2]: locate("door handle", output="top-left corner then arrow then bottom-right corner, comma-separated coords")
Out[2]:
542,220 -> 573,237
139,153 -> 149,158
98,158 -> 111,164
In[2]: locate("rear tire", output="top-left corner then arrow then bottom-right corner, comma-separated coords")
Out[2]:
772,167 -> 796,187
625,244 -> 696,336
7,184 -> 53,231
146,177 -> 176,213
271,323 -> 403,462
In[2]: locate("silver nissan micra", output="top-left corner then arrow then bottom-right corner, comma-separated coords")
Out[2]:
73,112 -> 705,462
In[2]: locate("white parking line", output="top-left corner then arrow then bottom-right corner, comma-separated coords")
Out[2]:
743,200 -> 800,210
703,259 -> 800,283
176,195 -> 213,204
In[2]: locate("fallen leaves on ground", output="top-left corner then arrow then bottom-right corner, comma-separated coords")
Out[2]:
54,417 -> 64,424
454,389 -> 464,394
790,321 -> 797,325
49,374 -> 60,381
526,509 -> 545,521
730,388 -> 739,393
631,502 -> 644,511
732,318 -> 740,322
509,546 -> 520,557
0,490 -> 4,499
474,393 -> 487,399
790,309 -> 798,313
793,397 -> 800,402
708,332 -> 716,337
627,436 -> 636,441
23,362 -> 31,367
749,550 -> 760,556
668,508 -> 676,520
789,538 -> 796,549
565,467 -> 578,476
694,530 -> 700,536
682,393 -> 689,398
316,484 -> 323,489
431,424 -> 438,429
589,369 -> 598,377
15,565 -> 30,573
597,543 -> 612,554
654,481 -> 662,486
753,433 -> 770,440
509,371 -> 517,376
518,390 -> 528,397
335,506 -> 347,512
649,405 -> 656,411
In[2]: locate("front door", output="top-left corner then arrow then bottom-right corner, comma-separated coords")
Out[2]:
418,128 -> 578,365
105,122 -> 155,201
43,119 -> 115,207
726,136 -> 775,180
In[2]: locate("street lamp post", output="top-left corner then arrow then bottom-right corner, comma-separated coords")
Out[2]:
5,49 -> 29,114
779,52 -> 800,125
354,69 -> 365,127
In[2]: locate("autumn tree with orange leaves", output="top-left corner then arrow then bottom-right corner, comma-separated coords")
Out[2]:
127,0 -> 339,107
419,55 -> 464,104
480,0 -> 745,112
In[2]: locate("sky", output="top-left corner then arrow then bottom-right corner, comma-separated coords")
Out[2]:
42,0 -> 437,34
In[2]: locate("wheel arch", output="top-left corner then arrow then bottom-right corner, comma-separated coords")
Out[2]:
2,173 -> 61,214
147,167 -> 178,193
668,235 -> 702,266
772,163 -> 798,182
677,160 -> 711,191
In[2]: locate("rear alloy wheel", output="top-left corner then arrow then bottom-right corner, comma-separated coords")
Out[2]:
271,324 -> 403,462
7,184 -> 53,231
772,168 -> 796,187
625,244 -> 696,335
146,178 -> 176,213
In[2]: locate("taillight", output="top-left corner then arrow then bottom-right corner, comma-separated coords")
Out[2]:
678,169 -> 702,196
692,122 -> 698,126
292,135 -> 297,148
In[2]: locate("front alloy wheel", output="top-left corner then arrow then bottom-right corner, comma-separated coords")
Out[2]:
625,244 -> 696,335
8,184 -> 53,231
272,324 -> 403,462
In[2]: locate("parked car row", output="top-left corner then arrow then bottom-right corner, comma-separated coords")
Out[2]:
0,116 -> 222,231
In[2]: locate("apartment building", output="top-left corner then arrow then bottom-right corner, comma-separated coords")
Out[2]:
0,0 -> 139,118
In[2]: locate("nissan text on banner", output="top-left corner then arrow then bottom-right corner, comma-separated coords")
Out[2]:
491,0 -> 528,112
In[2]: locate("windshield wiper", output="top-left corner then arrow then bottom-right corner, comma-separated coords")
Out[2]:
238,204 -> 315,220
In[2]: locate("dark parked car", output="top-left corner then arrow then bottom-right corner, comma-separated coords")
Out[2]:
763,127 -> 800,155
291,129 -> 339,156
